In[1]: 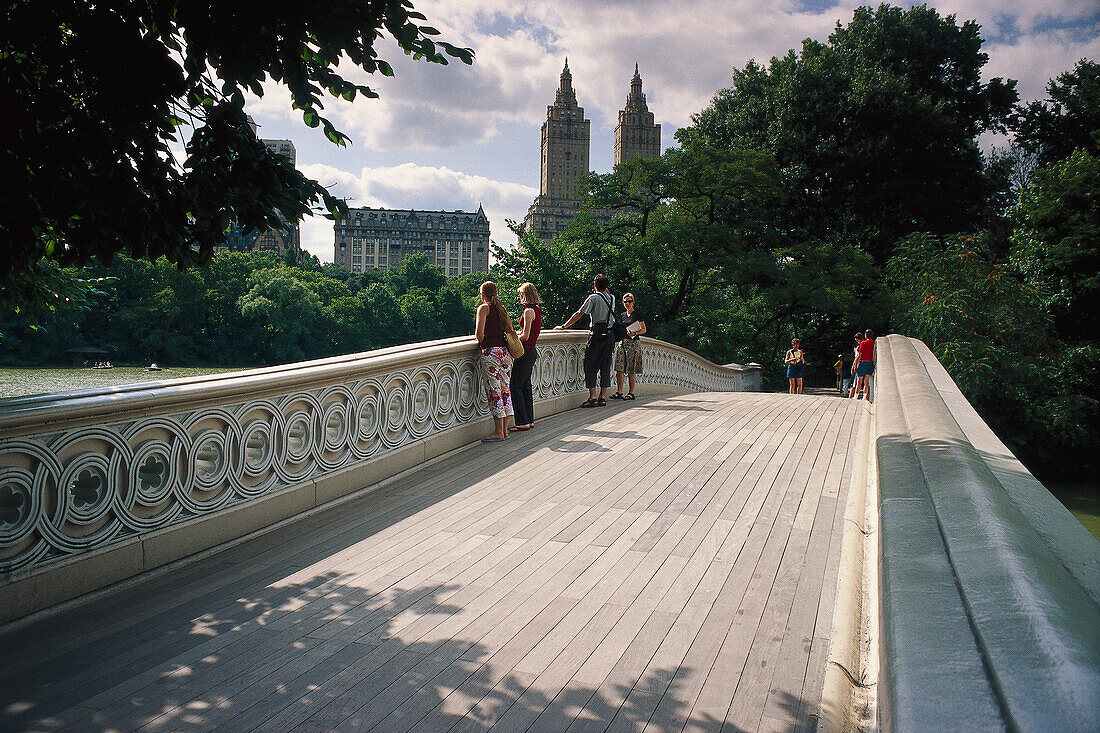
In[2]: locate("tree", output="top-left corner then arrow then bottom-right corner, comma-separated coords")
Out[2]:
492,223 -> 594,327
1012,59 -> 1100,166
0,1 -> 472,296
889,232 -> 1097,471
681,3 -> 1017,263
1010,149 -> 1100,343
238,269 -> 329,363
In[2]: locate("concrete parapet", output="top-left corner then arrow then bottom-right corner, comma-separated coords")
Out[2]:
0,332 -> 760,625
874,335 -> 1099,732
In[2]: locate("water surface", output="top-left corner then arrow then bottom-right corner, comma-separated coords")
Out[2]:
0,367 -> 246,400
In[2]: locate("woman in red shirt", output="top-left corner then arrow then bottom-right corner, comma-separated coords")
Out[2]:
853,329 -> 875,402
509,282 -> 542,431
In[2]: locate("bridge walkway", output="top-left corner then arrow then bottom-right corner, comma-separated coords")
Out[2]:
0,392 -> 864,732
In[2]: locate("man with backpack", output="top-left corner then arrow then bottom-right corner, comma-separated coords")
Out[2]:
555,274 -> 617,407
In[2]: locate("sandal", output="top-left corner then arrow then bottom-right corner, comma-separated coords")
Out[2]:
596,399 -> 607,406
580,398 -> 598,408
623,393 -> 636,400
609,392 -> 624,399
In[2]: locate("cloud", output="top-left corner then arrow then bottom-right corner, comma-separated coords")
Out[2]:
298,162 -> 537,261
986,28 -> 1100,102
247,1 -> 1097,154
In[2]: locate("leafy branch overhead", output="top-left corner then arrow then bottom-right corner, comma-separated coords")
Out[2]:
0,0 -> 473,284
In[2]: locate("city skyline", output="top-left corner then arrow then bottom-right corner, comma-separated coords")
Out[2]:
241,0 -> 1100,263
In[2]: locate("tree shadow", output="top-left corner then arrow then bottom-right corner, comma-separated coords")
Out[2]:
0,567 -> 825,732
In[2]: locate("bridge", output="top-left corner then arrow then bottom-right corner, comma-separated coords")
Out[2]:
0,333 -> 1096,732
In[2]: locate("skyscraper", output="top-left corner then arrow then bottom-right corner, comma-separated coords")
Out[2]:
252,139 -> 301,258
614,64 -> 661,165
523,60 -> 591,242
220,120 -> 301,259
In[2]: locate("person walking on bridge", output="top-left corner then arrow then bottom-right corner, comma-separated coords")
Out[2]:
847,331 -> 862,398
555,274 -> 616,408
611,292 -> 646,401
853,329 -> 876,402
785,338 -> 805,394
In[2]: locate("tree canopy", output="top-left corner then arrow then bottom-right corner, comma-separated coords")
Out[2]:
680,3 -> 1017,263
1012,59 -> 1100,166
0,0 -> 472,287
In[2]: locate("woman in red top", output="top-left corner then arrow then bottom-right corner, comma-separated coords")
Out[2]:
475,281 -> 515,442
853,329 -> 876,402
509,282 -> 542,431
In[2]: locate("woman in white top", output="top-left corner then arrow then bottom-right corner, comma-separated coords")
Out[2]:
785,338 -> 805,394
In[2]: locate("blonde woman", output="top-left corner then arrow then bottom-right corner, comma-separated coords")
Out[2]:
785,338 -> 805,394
509,283 -> 542,431
475,281 -> 515,442
611,292 -> 646,400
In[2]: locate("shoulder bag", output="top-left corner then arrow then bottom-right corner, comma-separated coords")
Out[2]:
502,305 -> 524,358
613,312 -> 628,342
505,329 -> 524,359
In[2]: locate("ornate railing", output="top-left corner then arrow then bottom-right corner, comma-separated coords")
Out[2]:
0,332 -> 759,622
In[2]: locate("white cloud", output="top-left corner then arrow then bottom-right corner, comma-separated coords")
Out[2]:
986,29 -> 1100,102
246,1 -> 1098,155
298,162 -> 536,261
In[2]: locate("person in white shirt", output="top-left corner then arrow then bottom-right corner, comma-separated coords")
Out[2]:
555,274 -> 616,407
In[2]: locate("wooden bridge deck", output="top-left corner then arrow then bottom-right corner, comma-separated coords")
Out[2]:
0,392 -> 864,733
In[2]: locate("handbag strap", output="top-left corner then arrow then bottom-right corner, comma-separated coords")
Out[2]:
596,292 -> 614,327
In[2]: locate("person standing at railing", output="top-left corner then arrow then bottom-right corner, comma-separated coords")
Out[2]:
555,274 -> 616,408
475,281 -> 515,442
853,329 -> 875,402
610,292 -> 646,401
509,282 -> 542,432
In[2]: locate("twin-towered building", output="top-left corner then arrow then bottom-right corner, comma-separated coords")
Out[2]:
524,60 -> 662,242
332,59 -> 661,274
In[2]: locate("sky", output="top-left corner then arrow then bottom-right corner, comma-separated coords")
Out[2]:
241,0 -> 1100,263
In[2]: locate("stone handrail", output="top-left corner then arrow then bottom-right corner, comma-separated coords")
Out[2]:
873,335 -> 1099,732
0,332 -> 760,623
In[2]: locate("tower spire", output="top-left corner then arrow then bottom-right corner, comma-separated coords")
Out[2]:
625,63 -> 646,111
555,57 -> 577,106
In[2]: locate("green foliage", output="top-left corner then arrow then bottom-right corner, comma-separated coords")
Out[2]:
0,252 -> 485,367
0,260 -> 112,339
0,0 -> 473,299
1010,149 -> 1100,342
534,142 -> 877,385
1012,59 -> 1100,166
888,233 -> 1097,471
680,3 -> 1017,263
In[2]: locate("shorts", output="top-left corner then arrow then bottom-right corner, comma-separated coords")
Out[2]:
614,338 -> 644,374
786,365 -> 803,379
856,361 -> 875,377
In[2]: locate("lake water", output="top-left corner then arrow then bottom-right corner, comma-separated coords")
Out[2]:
0,367 -> 245,400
